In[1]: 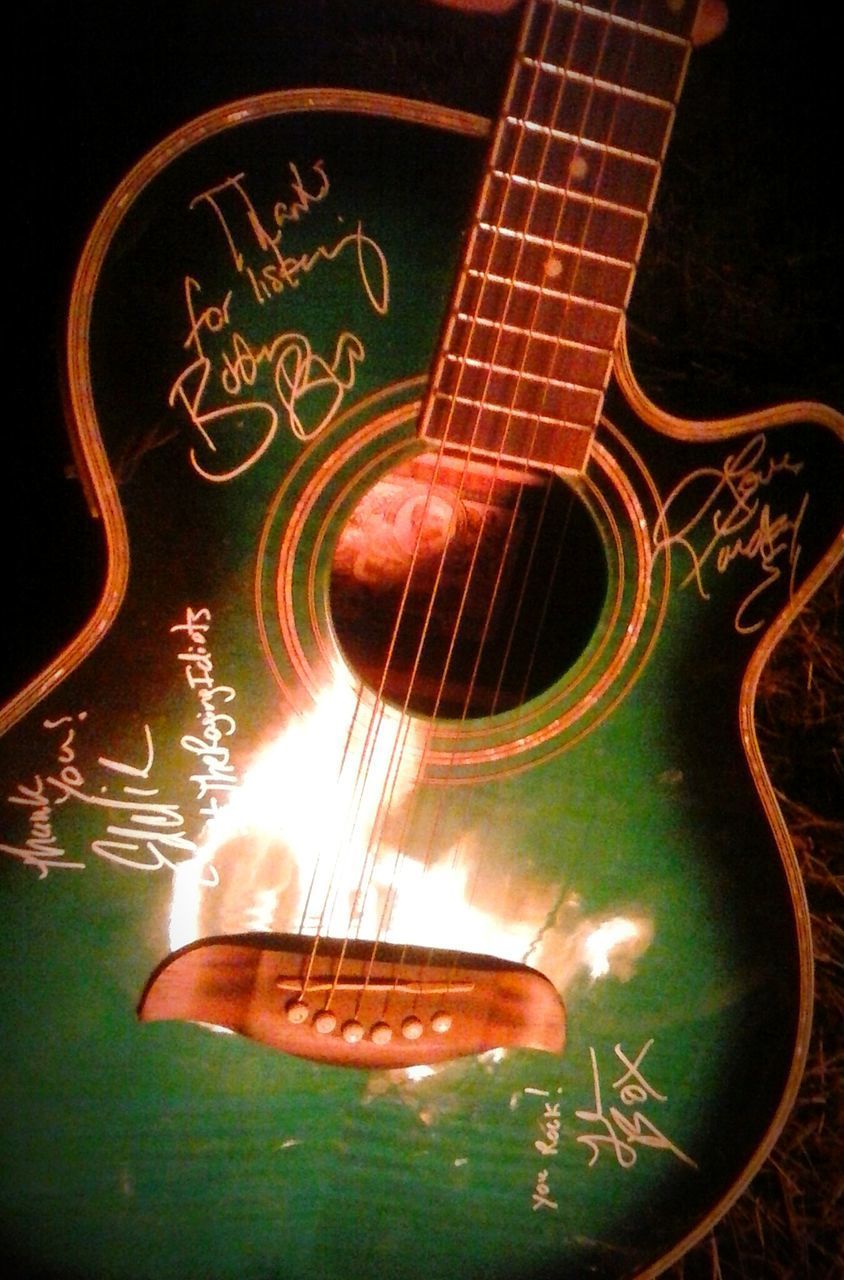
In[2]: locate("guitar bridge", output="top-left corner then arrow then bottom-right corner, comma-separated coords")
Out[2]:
138,933 -> 565,1068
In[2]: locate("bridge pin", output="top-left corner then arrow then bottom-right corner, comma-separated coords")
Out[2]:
370,1021 -> 393,1045
401,1015 -> 424,1041
314,1009 -> 337,1035
341,1019 -> 365,1044
430,1011 -> 452,1034
285,999 -> 309,1025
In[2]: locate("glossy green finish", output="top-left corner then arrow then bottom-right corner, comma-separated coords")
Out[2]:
1,101 -> 842,1280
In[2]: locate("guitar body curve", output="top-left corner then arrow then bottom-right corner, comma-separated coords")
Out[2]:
1,91 -> 842,1280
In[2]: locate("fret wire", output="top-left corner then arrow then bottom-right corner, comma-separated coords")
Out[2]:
543,0 -> 688,45
433,394 -> 597,429
522,3 -> 689,101
459,294 -> 620,349
444,352 -> 600,396
505,116 -> 661,167
465,268 -> 622,314
518,56 -> 676,110
489,169 -> 648,220
420,435 -> 592,472
485,178 -> 647,235
506,66 -> 674,166
496,147 -> 657,212
476,221 -> 631,271
455,311 -> 611,357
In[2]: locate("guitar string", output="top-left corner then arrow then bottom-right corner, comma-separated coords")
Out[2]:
396,0 -> 641,739
392,0 -> 698,1028
295,0 -> 560,1023
336,0 -> 577,1021
422,0 -> 691,734
305,0 -> 650,1030
466,0 -> 697,1006
400,0 -> 637,1023
332,0 -> 691,1024
324,0 -> 618,1030
462,0 -> 621,718
373,0 -> 602,997
292,2 -> 555,998
292,0 -> 693,1040
455,0 -> 653,972
435,0 -> 580,718
493,0 -> 654,715
335,0 -> 691,1029
462,1 -> 698,1004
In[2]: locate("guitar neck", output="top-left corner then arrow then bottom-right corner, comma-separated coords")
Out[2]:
420,0 -> 698,471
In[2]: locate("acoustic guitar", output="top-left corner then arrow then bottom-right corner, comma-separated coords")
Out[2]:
2,1 -> 842,1276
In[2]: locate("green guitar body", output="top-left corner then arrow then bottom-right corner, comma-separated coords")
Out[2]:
2,94 -> 842,1280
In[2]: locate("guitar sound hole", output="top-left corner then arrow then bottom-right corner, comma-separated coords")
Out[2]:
330,453 -> 607,720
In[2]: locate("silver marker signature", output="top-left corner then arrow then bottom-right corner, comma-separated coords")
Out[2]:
168,162 -> 390,481
189,167 -> 389,314
652,434 -> 808,633
576,1041 -> 696,1171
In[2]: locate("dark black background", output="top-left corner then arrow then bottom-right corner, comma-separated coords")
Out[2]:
4,0 -> 842,706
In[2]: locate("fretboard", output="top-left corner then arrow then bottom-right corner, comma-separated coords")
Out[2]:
420,0 -> 698,471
